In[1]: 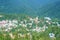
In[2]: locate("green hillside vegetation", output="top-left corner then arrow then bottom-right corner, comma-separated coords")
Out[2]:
0,14 -> 60,40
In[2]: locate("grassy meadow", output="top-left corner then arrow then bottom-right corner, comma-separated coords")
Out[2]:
0,14 -> 60,40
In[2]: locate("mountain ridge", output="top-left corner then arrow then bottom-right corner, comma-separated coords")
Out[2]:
0,0 -> 60,19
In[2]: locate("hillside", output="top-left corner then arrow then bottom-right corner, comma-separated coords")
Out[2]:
0,0 -> 60,19
0,14 -> 60,40
37,1 -> 60,19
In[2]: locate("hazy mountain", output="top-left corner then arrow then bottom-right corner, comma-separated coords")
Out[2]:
0,0 -> 60,18
37,1 -> 60,18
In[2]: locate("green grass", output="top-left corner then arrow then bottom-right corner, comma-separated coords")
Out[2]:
0,14 -> 60,40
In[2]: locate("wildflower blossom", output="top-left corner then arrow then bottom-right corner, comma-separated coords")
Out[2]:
49,33 -> 55,38
44,17 -> 51,20
9,33 -> 15,39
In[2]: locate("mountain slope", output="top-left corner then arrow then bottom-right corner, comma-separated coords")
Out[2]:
0,0 -> 60,19
37,1 -> 60,19
0,0 -> 59,13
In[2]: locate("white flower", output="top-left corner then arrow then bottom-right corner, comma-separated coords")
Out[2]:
43,25 -> 48,29
32,29 -> 36,31
2,20 -> 7,23
26,28 -> 30,31
20,21 -> 24,24
8,20 -> 12,23
12,20 -> 18,24
46,20 -> 51,24
8,23 -> 13,26
30,18 -> 33,21
31,21 -> 34,23
34,17 -> 40,24
28,23 -> 32,26
8,22 -> 17,27
27,33 -> 30,35
56,22 -> 60,27
35,27 -> 41,32
19,24 -> 22,25
18,34 -> 25,37
32,27 -> 42,32
5,29 -> 8,32
8,27 -> 12,30
22,24 -> 27,27
9,33 -> 15,39
44,17 -> 51,20
34,16 -> 39,20
36,29 -> 40,32
5,20 -> 9,22
49,33 -> 55,38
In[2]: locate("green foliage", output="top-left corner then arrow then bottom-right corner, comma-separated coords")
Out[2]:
0,14 -> 60,40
